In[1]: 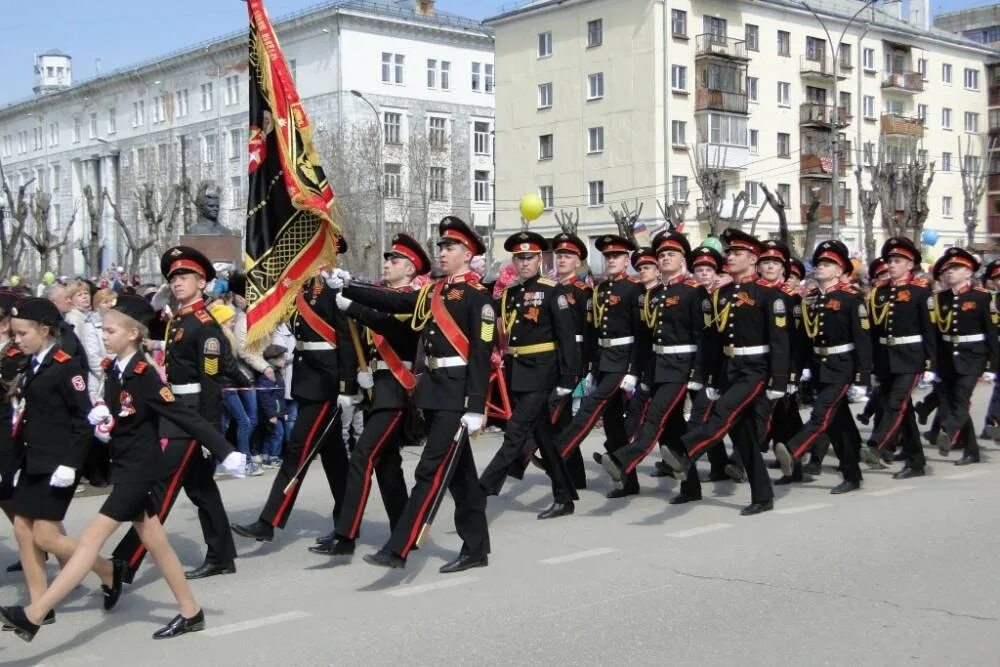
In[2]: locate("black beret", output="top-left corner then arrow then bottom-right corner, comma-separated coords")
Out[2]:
10,297 -> 61,327
112,294 -> 156,327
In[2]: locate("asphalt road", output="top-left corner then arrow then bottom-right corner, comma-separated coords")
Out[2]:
2,386 -> 999,666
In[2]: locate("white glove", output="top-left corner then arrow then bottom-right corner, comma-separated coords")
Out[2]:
49,465 -> 76,488
620,374 -> 638,393
922,371 -> 937,384
983,372 -> 997,383
335,293 -> 353,311
94,416 -> 115,443
357,371 -> 374,389
554,386 -> 572,397
337,394 -> 355,411
766,389 -> 785,401
582,373 -> 595,396
687,381 -> 704,392
639,383 -> 650,393
460,412 -> 484,433
321,270 -> 344,290
800,368 -> 812,382
705,387 -> 721,401
201,446 -> 211,459
87,403 -> 112,426
13,470 -> 20,487
221,451 -> 247,478
787,383 -> 798,394
849,385 -> 868,402
350,393 -> 363,405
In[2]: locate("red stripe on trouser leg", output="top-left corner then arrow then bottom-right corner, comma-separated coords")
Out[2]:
688,382 -> 765,458
559,395 -> 612,458
874,374 -> 921,450
347,410 -> 403,538
790,384 -> 849,459
402,439 -> 458,557
951,395 -> 973,444
625,387 -> 686,474
128,438 -> 198,569
273,401 -> 331,526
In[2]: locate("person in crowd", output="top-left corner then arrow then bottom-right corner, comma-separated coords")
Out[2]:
257,344 -> 288,467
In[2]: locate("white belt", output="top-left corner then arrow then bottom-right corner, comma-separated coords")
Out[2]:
813,343 -> 855,355
372,359 -> 413,372
653,344 -> 698,355
426,355 -> 466,370
598,336 -> 635,348
296,341 -> 337,351
723,344 -> 769,357
878,335 -> 922,346
574,335 -> 584,343
943,333 -> 985,344
170,383 -> 201,395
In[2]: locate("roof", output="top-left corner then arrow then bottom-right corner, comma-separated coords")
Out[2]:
38,49 -> 71,58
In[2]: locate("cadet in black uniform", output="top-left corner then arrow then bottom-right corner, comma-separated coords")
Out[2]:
660,229 -> 791,516
929,248 -> 998,465
480,231 -> 581,518
310,234 -> 430,556
774,241 -> 872,494
232,236 -> 358,544
861,237 -> 936,479
335,217 -> 493,573
112,247 -> 246,582
0,290 -> 26,515
856,258 -> 891,430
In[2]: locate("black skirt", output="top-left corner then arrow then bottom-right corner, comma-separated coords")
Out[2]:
13,472 -> 78,521
99,481 -> 158,523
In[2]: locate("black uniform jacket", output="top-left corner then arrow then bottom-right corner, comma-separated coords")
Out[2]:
103,354 -> 235,483
345,271 -> 494,413
560,277 -> 597,375
868,276 -> 936,375
643,275 -> 703,385
0,344 -> 27,471
15,347 -> 92,474
802,282 -> 873,387
347,285 -> 419,412
501,275 -> 581,393
932,284 -> 999,377
291,279 -> 359,402
592,274 -> 647,375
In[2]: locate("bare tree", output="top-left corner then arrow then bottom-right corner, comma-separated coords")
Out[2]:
323,121 -> 381,276
24,191 -> 74,273
555,208 -> 580,235
52,205 -> 78,274
689,146 -> 727,236
105,189 -> 157,277
137,181 -> 185,258
760,183 -> 790,248
0,176 -> 33,282
80,185 -> 105,277
609,200 -> 643,246
958,134 -> 997,248
802,186 -> 823,256
871,139 -> 935,242
855,166 -> 880,265
656,196 -> 689,234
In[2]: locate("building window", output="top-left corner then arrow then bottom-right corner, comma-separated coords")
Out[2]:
747,76 -> 759,102
427,59 -> 437,88
229,128 -> 243,160
805,36 -> 825,61
441,61 -> 450,90
107,107 -> 116,135
176,89 -> 189,117
862,95 -> 875,119
134,147 -> 147,178
200,83 -> 213,111
839,43 -> 852,68
704,16 -> 727,39
671,9 -> 687,37
539,185 -> 554,209
587,19 -> 603,47
538,134 -> 553,160
538,82 -> 553,108
430,167 -> 447,201
671,65 -> 687,92
777,183 -> 791,208
587,72 -> 604,100
1,136 -> 9,158
133,100 -> 144,127
777,132 -> 790,158
225,75 -> 240,105
72,117 -> 81,143
942,63 -> 952,84
917,149 -> 929,165
588,126 -> 604,153
201,135 -> 216,164
942,107 -> 952,129
777,30 -> 790,57
32,127 -> 42,151
48,123 -> 58,148
672,175 -> 688,201
671,120 -> 686,146
862,47 -> 875,71
588,180 -> 605,206
485,64 -> 494,93
942,152 -> 952,172
699,114 -> 748,147
965,111 -> 980,133
964,67 -> 980,90
746,181 -> 760,206
839,90 -> 851,110
917,104 -> 928,123
538,31 -> 552,57
777,81 -> 790,107
382,53 -> 404,84
474,121 -> 491,155
230,176 -> 243,208
89,112 -> 98,139
384,163 -> 402,198
428,116 -> 447,149
383,112 -> 402,145
474,170 -> 491,203
745,24 -> 759,51
749,128 -> 759,153
943,196 -> 953,217
153,96 -> 165,124
917,58 -> 928,79
472,62 -> 481,92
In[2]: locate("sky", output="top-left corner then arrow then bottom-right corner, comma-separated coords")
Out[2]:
0,0 -> 991,105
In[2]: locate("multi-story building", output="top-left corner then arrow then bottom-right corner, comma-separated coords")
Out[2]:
935,5 -> 1000,47
487,0 -> 998,268
0,0 -> 495,277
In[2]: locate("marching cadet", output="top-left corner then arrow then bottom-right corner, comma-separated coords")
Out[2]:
659,229 -> 790,516
0,296 -> 234,642
600,232 -> 705,504
551,235 -> 647,498
860,237 -> 936,479
929,248 -> 998,465
479,231 -> 581,518
856,258 -> 891,428
232,236 -> 358,545
112,247 -> 246,583
332,216 -> 493,573
310,233 -> 430,556
0,290 -> 26,517
773,241 -> 872,494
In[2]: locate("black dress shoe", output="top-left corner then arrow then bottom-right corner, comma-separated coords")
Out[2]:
935,431 -> 953,457
363,550 -> 405,569
801,460 -> 822,476
650,461 -> 675,478
658,445 -> 690,482
152,609 -> 205,639
537,501 -> 575,519
892,450 -> 907,462
530,454 -> 546,471
592,451 -> 603,464
773,473 -> 803,486
103,559 -> 126,611
309,537 -> 356,555
2,608 -> 54,631
856,412 -> 871,425
184,561 -> 236,580
773,443 -> 795,477
5,560 -> 22,573
767,459 -> 782,470
668,493 -> 701,505
892,466 -> 926,480
605,487 -> 639,499
231,520 -> 274,543
439,553 -> 488,574
955,454 -> 981,466
740,499 -> 774,516
830,479 -> 861,494
600,454 -> 624,488
0,606 -> 39,642
724,463 -> 747,483
315,531 -> 335,545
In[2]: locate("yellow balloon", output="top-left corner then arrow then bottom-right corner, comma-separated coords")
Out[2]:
519,193 -> 545,222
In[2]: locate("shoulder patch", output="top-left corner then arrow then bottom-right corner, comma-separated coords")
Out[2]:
159,386 -> 175,402
774,298 -> 786,315
203,337 -> 221,355
557,294 -> 569,310
195,310 -> 214,324
481,304 -> 496,323
71,375 -> 86,391
53,350 -> 71,363
134,361 -> 148,374
537,277 -> 556,287
101,357 -> 113,369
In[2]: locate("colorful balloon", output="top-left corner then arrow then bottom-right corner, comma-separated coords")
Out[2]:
519,193 -> 545,222
701,236 -> 723,253
42,271 -> 55,285
921,229 -> 939,246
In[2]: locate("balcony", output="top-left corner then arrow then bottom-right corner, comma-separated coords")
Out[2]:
990,85 -> 1000,107
800,103 -> 850,128
695,34 -> 749,61
800,152 -> 848,178
695,87 -> 748,114
799,55 -> 848,81
989,173 -> 1000,192
800,204 -> 847,224
881,70 -> 923,94
695,142 -> 750,171
880,113 -> 924,138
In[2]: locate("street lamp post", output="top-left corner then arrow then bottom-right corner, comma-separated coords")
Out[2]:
350,89 -> 385,261
802,0 -> 879,240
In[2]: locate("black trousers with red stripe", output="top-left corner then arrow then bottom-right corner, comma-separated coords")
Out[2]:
680,375 -> 772,504
787,382 -> 862,482
112,437 -> 236,576
384,409 -> 489,559
481,389 -> 577,503
550,396 -> 587,488
260,399 -> 347,529
869,373 -> 925,470
937,373 -> 980,456
335,408 -> 409,541
611,382 -> 687,481
555,372 -> 627,461
688,391 -> 738,477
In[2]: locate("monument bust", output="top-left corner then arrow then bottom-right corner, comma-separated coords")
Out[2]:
190,182 -> 235,235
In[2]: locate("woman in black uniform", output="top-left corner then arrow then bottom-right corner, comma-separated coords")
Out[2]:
0,290 -> 27,518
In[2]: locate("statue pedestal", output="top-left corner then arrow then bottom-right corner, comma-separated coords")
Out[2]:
180,234 -> 242,267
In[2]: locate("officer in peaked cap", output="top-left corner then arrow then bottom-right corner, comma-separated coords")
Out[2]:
689,246 -> 725,275
932,246 -> 980,281
630,246 -> 658,273
550,232 -> 588,261
652,230 -> 692,258
384,233 -> 432,276
868,258 -> 889,283
788,258 -> 806,285
595,234 -> 637,256
160,246 -> 217,283
880,236 -> 920,264
438,216 -> 486,256
504,230 -> 549,257
721,227 -> 764,256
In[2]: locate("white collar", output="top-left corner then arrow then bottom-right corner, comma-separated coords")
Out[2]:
33,344 -> 55,367
116,351 -> 137,375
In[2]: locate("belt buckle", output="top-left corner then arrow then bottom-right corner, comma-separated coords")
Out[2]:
428,358 -> 439,370
723,345 -> 734,357
886,336 -> 895,346
510,348 -> 519,357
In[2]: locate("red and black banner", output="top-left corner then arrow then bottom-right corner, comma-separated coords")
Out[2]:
244,0 -> 341,349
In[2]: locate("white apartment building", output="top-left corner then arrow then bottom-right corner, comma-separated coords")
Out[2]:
0,0 -> 495,277
487,0 -> 999,267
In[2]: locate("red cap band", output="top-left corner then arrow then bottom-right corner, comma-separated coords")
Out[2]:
656,239 -> 686,254
554,241 -> 581,255
601,243 -> 631,254
168,259 -> 206,279
441,228 -> 475,250
816,251 -> 848,272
